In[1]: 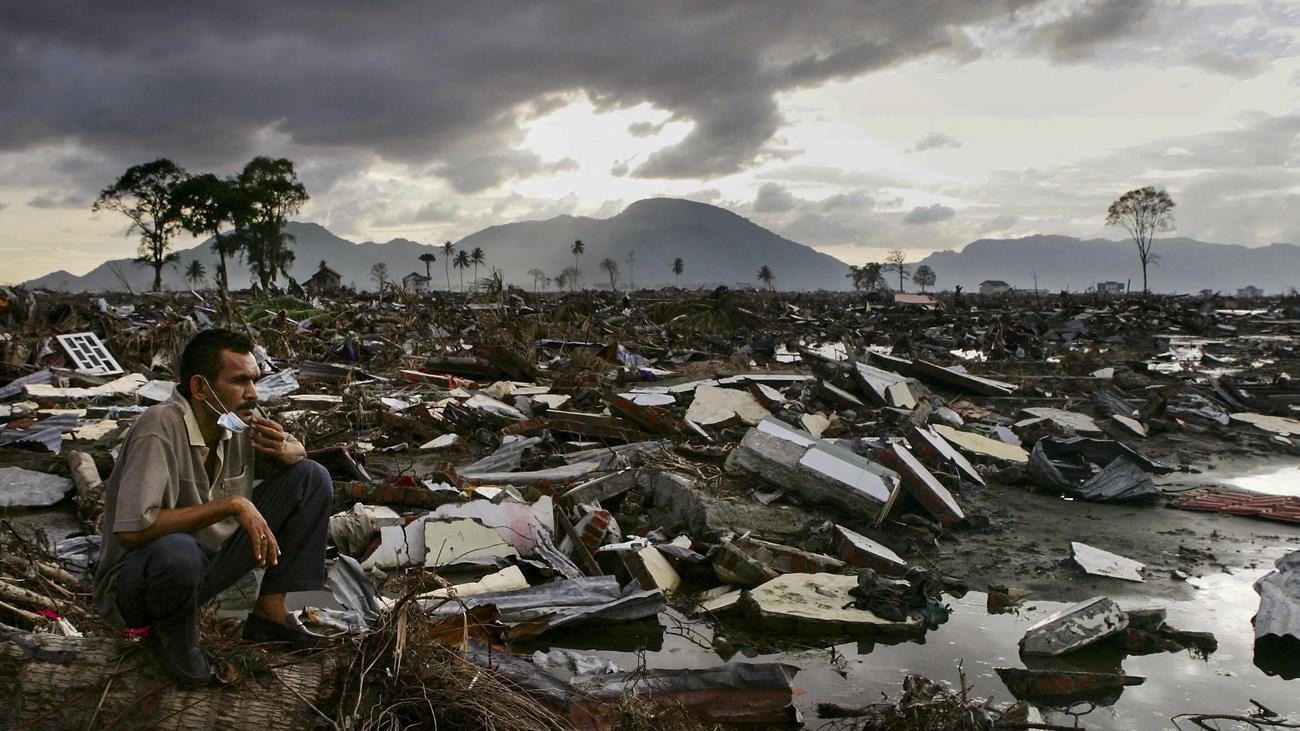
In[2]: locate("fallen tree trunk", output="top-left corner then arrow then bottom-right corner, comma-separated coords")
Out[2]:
0,630 -> 341,730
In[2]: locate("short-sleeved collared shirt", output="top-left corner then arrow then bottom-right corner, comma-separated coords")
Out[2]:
93,388 -> 255,626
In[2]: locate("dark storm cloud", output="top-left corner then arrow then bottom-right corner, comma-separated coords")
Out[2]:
909,132 -> 962,153
26,190 -> 88,209
1183,50 -> 1269,79
753,182 -> 797,213
0,0 -> 1055,190
1020,0 -> 1157,62
902,203 -> 956,224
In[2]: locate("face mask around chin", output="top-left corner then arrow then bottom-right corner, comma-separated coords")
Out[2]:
200,377 -> 252,433
217,410 -> 249,434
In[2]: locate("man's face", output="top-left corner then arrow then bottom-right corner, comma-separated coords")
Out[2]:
204,349 -> 260,420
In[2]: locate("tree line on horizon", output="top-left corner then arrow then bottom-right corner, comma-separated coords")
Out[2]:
93,157 -> 308,302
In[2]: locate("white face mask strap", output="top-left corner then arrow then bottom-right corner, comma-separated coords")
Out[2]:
199,377 -> 233,415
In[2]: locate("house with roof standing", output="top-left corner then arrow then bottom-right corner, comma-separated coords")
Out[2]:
978,279 -> 1011,296
402,272 -> 432,293
304,265 -> 342,294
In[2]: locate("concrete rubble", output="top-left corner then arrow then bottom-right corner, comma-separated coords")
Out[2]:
1,285 -> 1297,727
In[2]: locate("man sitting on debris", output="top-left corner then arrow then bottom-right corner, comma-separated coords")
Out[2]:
93,329 -> 333,686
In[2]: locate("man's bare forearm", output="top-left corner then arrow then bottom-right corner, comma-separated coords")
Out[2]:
115,496 -> 250,550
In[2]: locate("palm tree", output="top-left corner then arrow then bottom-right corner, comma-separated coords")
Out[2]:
527,268 -> 545,292
184,260 -> 206,290
419,251 -> 436,282
553,271 -> 568,292
441,241 -> 455,292
600,257 -> 620,289
453,250 -> 471,292
570,239 -> 584,289
470,247 -> 485,286
757,264 -> 775,292
672,257 -> 684,287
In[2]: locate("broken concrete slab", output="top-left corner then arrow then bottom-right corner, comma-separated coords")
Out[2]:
1231,412 -> 1300,437
691,587 -> 743,616
832,525 -> 908,576
912,360 -> 1017,396
26,373 -> 147,400
430,495 -> 554,555
873,443 -> 965,526
0,467 -> 74,507
624,545 -> 682,594
423,517 -> 520,568
1072,542 -> 1145,582
906,426 -> 985,486
420,565 -> 530,600
1112,415 -> 1148,438
1020,407 -> 1102,434
1020,596 -> 1129,655
728,418 -> 898,519
932,424 -> 1030,464
852,362 -> 911,407
743,572 -> 923,635
686,385 -> 771,426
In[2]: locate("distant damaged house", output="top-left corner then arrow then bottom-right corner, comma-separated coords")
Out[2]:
979,280 -> 1011,296
402,272 -> 431,293
304,266 -> 342,294
1237,285 -> 1264,299
1097,281 -> 1125,295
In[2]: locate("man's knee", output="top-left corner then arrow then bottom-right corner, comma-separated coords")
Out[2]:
290,459 -> 332,505
143,534 -> 205,588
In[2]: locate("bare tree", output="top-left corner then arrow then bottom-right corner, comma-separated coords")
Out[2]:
600,257 -> 620,289
527,268 -> 545,292
370,262 -> 389,291
625,249 -> 637,289
1106,186 -> 1175,294
884,250 -> 910,293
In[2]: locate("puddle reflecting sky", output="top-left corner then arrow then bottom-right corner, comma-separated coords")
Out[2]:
1225,465 -> 1300,498
540,557 -> 1296,729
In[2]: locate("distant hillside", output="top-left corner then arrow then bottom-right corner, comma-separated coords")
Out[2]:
23,223 -> 440,293
24,198 -> 852,292
913,235 -> 1300,295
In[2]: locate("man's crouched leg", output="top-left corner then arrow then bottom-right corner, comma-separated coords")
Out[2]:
115,533 -> 212,687
200,459 -> 334,648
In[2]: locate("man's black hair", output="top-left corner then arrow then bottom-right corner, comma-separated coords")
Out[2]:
177,329 -> 255,399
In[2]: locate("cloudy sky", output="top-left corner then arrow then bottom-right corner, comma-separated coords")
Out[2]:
1,0 -> 1297,283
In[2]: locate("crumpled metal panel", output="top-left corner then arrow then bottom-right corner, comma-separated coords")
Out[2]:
1255,549 -> 1300,641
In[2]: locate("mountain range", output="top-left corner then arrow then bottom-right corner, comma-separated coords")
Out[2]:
19,198 -> 1300,294
913,235 -> 1299,294
23,198 -> 850,293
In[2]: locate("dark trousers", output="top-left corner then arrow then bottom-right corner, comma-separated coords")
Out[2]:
114,460 -> 332,635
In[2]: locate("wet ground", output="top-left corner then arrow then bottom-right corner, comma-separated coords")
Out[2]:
532,554 -> 1295,730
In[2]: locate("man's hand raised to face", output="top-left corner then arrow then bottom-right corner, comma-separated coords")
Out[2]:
250,415 -> 306,466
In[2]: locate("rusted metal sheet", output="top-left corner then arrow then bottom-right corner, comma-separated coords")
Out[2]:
1173,488 -> 1300,524
996,667 -> 1144,703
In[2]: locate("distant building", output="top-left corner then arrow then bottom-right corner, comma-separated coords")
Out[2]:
304,266 -> 342,294
979,279 -> 1011,296
402,271 -> 431,293
1237,285 -> 1264,299
1097,281 -> 1125,295
893,293 -> 937,308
